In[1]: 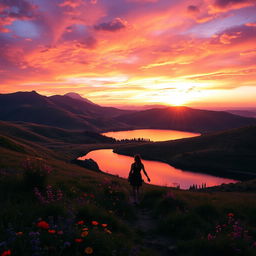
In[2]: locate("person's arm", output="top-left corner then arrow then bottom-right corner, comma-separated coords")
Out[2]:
142,164 -> 150,182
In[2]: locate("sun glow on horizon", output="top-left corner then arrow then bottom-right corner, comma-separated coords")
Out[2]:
0,0 -> 256,108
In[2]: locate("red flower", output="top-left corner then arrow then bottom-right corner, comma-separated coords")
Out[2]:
48,229 -> 56,234
75,238 -> 83,243
91,221 -> 98,226
227,213 -> 234,218
37,220 -> 49,229
101,224 -> 108,228
1,250 -> 11,256
77,220 -> 85,225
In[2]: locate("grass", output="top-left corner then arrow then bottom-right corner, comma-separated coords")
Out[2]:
1,122 -> 256,255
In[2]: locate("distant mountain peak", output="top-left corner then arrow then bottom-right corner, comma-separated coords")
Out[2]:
64,92 -> 97,106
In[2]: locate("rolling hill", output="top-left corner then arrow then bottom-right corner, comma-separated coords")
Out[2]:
115,107 -> 256,132
0,91 -> 133,131
1,91 -> 256,133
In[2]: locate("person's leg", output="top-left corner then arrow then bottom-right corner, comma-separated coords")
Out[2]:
132,186 -> 136,203
136,187 -> 140,203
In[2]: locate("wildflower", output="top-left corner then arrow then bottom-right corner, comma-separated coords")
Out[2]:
77,220 -> 85,225
101,224 -> 108,228
82,228 -> 89,231
57,231 -> 63,235
37,220 -> 49,229
207,233 -> 214,240
75,238 -> 83,243
81,231 -> 89,237
91,221 -> 98,226
16,232 -> 23,236
48,230 -> 56,234
227,213 -> 234,218
104,228 -> 112,234
1,250 -> 11,256
84,247 -> 93,254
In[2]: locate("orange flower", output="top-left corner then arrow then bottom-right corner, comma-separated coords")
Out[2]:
91,221 -> 98,226
104,228 -> 112,234
37,220 -> 49,229
48,229 -> 56,234
101,224 -> 108,228
84,247 -> 93,254
75,238 -> 83,243
77,220 -> 85,225
1,250 -> 11,256
81,231 -> 89,237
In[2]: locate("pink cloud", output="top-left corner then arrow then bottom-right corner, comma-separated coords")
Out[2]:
219,32 -> 241,44
246,22 -> 256,27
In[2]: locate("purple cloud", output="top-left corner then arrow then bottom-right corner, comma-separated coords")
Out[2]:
0,0 -> 37,32
94,18 -> 127,31
214,0 -> 254,8
62,24 -> 97,48
187,5 -> 200,13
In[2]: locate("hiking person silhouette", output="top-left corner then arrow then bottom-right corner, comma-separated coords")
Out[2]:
128,154 -> 150,204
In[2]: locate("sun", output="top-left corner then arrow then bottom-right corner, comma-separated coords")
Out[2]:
170,93 -> 189,106
159,91 -> 191,106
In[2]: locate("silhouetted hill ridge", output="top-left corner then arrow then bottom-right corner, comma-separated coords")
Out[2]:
115,106 -> 256,132
1,91 -> 256,132
0,91 -> 132,131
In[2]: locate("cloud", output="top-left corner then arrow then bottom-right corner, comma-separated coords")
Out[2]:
246,22 -> 256,27
62,24 -> 97,48
219,32 -> 241,44
94,18 -> 128,31
0,0 -> 37,32
211,0 -> 255,12
187,5 -> 200,13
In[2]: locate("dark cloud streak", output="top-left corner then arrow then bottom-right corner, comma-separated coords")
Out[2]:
94,17 -> 127,31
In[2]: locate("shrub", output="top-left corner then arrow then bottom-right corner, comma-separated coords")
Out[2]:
22,158 -> 52,189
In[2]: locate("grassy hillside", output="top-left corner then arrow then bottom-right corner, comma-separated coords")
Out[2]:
114,126 -> 256,180
1,138 -> 256,255
1,120 -> 256,255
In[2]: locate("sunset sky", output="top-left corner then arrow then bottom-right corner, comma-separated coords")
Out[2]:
0,0 -> 256,108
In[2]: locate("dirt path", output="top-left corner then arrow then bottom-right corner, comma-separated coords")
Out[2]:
129,198 -> 176,256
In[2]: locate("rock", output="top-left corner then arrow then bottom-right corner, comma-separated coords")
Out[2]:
71,158 -> 101,172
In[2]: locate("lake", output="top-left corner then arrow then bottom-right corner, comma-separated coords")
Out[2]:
78,149 -> 237,189
102,129 -> 200,142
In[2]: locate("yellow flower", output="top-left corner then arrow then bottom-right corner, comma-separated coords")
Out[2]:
81,231 -> 89,237
84,247 -> 93,254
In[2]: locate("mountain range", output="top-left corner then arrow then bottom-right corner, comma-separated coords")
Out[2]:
1,91 -> 256,132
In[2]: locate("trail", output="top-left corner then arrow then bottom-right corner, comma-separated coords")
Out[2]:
129,198 -> 176,256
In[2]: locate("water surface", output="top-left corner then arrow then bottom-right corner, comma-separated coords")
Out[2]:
102,129 -> 200,142
78,149 -> 237,189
